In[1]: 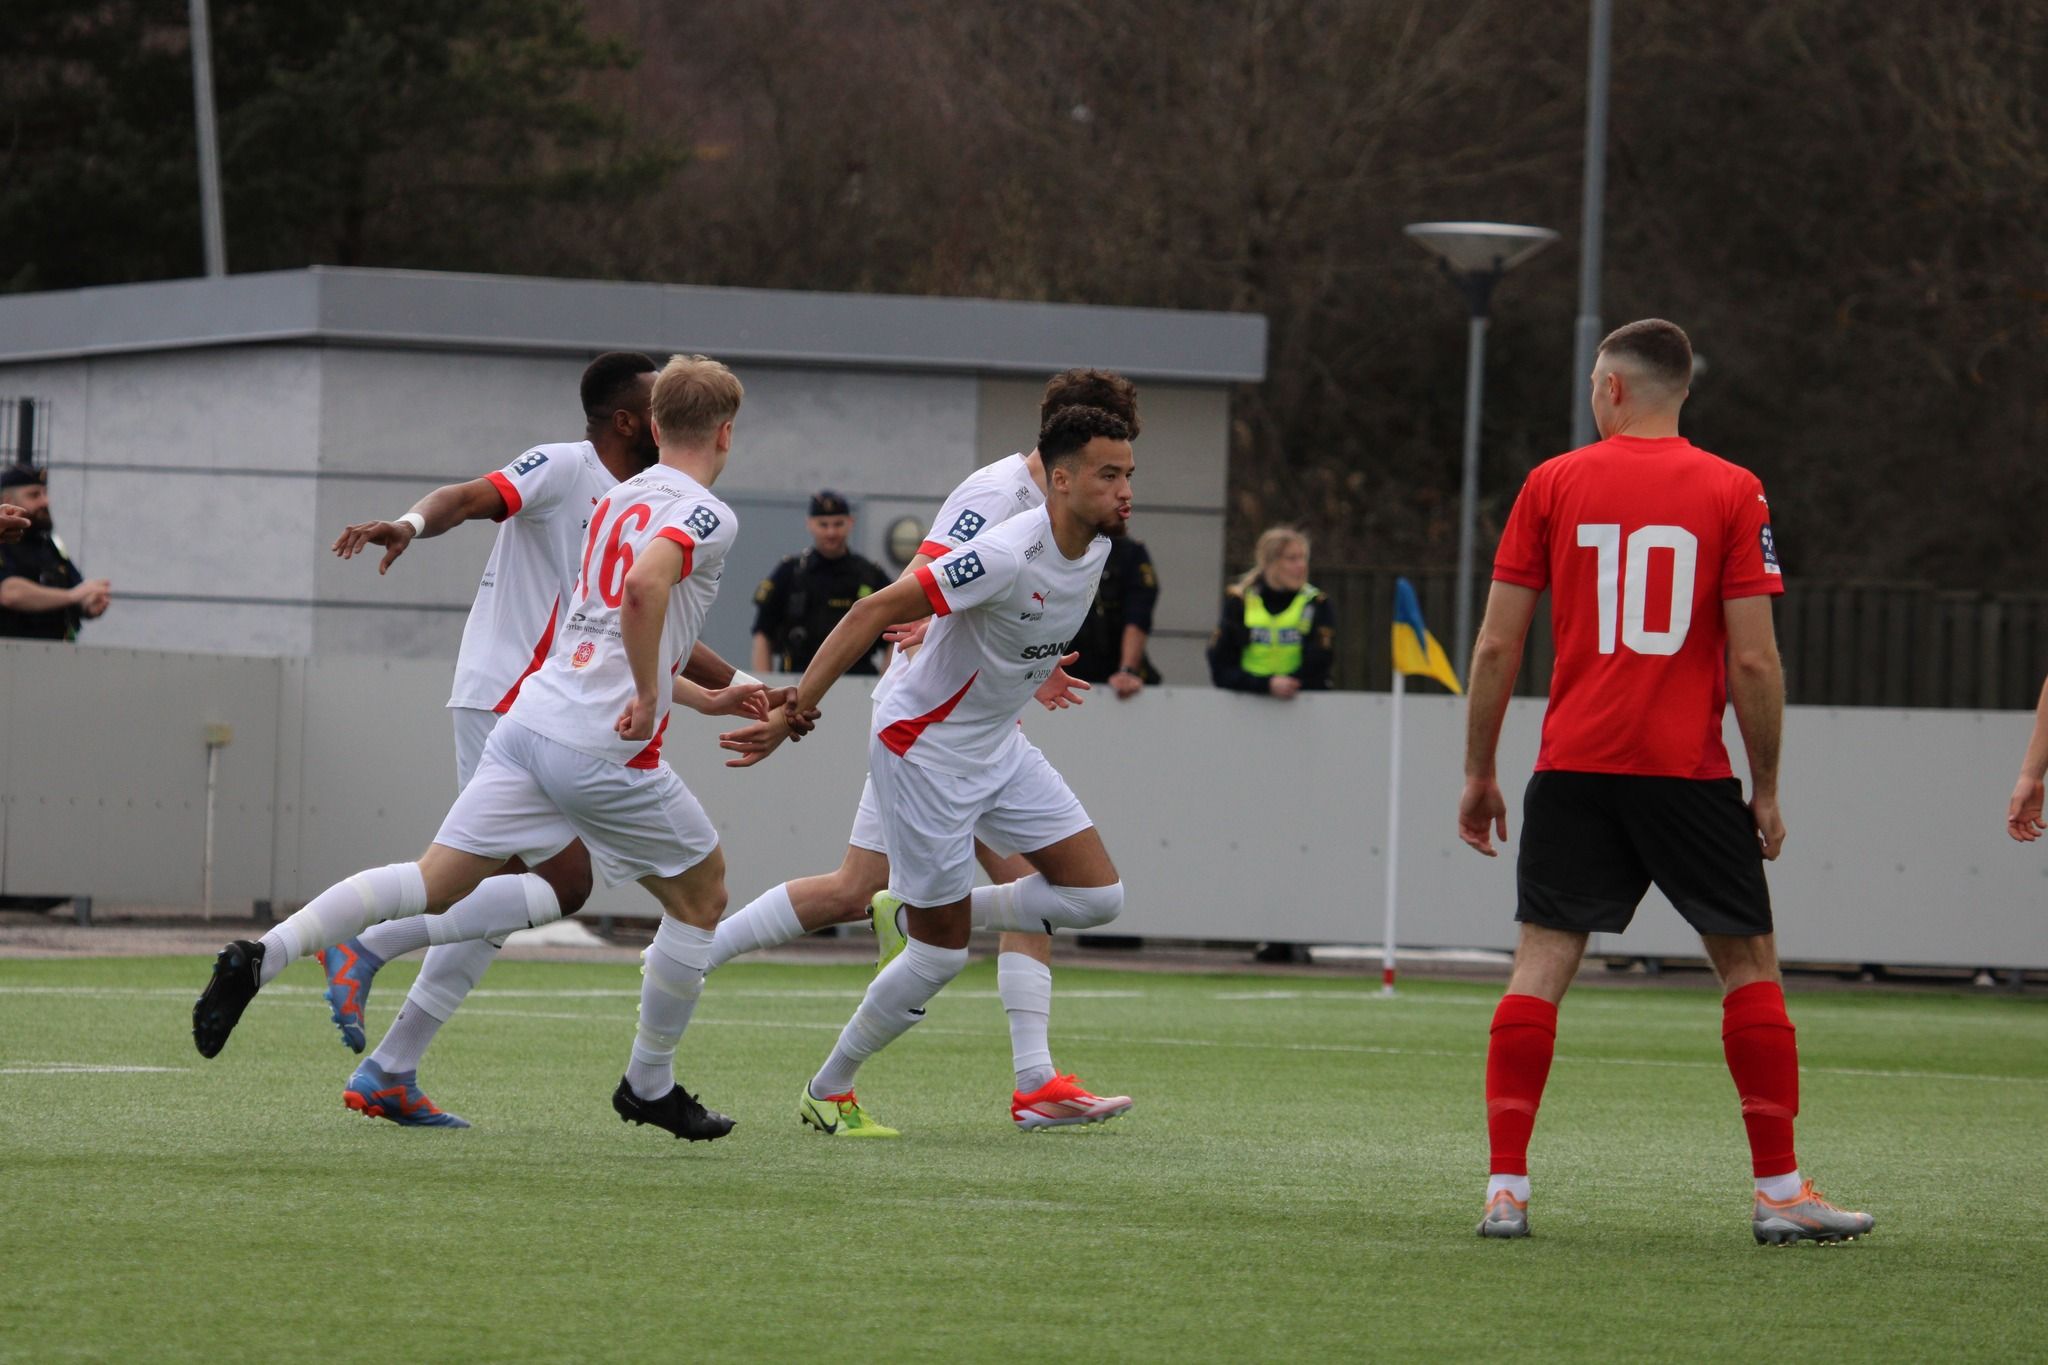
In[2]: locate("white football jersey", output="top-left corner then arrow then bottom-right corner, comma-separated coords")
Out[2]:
916,453 -> 1044,561
447,441 -> 614,713
874,506 -> 1108,776
508,464 -> 738,768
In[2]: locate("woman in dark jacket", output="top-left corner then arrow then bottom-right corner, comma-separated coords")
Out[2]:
1207,526 -> 1334,698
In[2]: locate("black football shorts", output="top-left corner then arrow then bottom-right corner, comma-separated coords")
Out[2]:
1515,770 -> 1773,937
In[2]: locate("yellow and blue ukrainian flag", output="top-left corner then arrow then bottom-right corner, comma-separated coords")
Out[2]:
1391,577 -> 1462,695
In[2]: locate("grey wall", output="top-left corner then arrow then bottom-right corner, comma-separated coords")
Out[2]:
3,642 -> 2040,969
1,349 -> 1234,676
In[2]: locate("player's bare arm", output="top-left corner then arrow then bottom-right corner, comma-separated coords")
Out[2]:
615,536 -> 686,742
332,477 -> 509,574
786,574 -> 934,733
1724,594 -> 1786,860
2006,674 -> 2048,842
1459,582 -> 1540,857
673,673 -> 769,720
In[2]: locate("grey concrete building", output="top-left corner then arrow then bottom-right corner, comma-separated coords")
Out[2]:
0,268 -> 1265,677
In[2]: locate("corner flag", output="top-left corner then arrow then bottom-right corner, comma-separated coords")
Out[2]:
1392,577 -> 1462,695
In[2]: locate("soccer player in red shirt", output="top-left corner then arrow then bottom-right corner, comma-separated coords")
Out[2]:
1457,318 -> 1872,1244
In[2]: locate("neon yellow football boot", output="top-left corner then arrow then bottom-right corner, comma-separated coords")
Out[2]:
799,1087 -> 900,1138
870,891 -> 907,973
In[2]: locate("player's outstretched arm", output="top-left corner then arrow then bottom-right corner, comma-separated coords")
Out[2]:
788,575 -> 933,731
331,478 -> 508,574
673,674 -> 769,720
1458,582 -> 1539,857
1724,594 -> 1786,860
2007,674 -> 2048,843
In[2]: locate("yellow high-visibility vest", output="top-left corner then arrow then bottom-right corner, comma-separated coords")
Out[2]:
1240,584 -> 1318,677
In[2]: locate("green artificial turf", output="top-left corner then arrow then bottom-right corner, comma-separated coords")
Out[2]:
2,954 -> 2043,1361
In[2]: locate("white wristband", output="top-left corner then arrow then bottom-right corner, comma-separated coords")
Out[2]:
729,669 -> 762,690
396,512 -> 427,536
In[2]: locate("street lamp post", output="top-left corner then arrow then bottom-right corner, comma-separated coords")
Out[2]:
1402,222 -> 1558,680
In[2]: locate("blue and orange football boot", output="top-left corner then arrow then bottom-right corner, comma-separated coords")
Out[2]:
343,1060 -> 470,1128
320,938 -> 383,1054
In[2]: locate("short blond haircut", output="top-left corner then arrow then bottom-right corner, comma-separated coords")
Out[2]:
650,354 -> 744,443
1233,525 -> 1309,596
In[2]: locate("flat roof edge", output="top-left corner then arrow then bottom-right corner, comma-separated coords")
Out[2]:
0,268 -> 1268,382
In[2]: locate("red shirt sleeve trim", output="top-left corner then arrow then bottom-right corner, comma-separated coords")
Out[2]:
1492,567 -> 1548,590
653,526 -> 696,580
1722,579 -> 1785,600
916,539 -> 953,562
485,471 -> 522,521
913,564 -> 951,616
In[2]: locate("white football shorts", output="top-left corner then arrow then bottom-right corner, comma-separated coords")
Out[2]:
433,719 -> 718,888
451,706 -> 500,791
867,733 -> 1092,906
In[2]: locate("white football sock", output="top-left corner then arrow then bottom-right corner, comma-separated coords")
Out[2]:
367,936 -> 505,1073
1756,1169 -> 1804,1201
809,938 -> 968,1098
357,914 -> 432,962
369,1002 -> 443,1077
626,917 -> 715,1101
970,876 -> 1123,934
1487,1174 -> 1531,1203
425,874 -> 559,946
997,952 -> 1056,1091
259,862 -> 426,985
707,882 -> 801,971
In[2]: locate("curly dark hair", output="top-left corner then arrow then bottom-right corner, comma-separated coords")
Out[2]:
1040,369 -> 1140,436
580,351 -> 660,428
1038,404 -> 1133,470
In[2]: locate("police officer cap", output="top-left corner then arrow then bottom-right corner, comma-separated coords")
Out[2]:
809,489 -> 851,517
0,465 -> 45,492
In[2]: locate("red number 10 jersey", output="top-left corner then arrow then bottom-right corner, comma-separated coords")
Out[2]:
1492,433 -> 1783,779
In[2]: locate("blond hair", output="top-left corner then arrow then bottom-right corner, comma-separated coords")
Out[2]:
1233,525 -> 1309,595
650,354 -> 744,444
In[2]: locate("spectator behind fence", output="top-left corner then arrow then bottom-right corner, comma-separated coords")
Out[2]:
1207,526 -> 1333,699
1066,535 -> 1161,698
751,489 -> 892,675
0,465 -> 108,640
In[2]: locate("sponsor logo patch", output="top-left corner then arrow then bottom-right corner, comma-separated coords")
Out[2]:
942,551 -> 986,589
1023,540 -> 1045,562
685,505 -> 721,539
1760,524 -> 1781,575
510,449 -> 549,476
948,509 -> 987,542
571,641 -> 596,668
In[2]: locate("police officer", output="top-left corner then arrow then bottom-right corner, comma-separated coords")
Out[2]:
1067,535 -> 1162,698
1207,525 -> 1335,698
0,466 -> 109,640
751,490 -> 891,674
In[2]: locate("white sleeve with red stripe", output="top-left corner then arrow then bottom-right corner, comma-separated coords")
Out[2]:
920,477 -> 1011,560
915,541 -> 1017,617
485,446 -> 572,522
650,500 -> 734,582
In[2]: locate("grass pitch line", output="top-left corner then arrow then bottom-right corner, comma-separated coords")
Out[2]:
446,1004 -> 2048,1088
0,1062 -> 188,1075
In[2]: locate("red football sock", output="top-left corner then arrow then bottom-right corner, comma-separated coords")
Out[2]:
1485,993 -> 1559,1176
1721,980 -> 1800,1178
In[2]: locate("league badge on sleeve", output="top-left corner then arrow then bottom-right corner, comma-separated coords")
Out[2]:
942,551 -> 986,589
685,505 -> 722,540
510,449 -> 549,476
1760,525 -> 1781,575
948,509 -> 987,543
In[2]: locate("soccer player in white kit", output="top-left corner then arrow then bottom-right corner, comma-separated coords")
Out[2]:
711,370 -> 1138,1130
769,405 -> 1136,1138
194,356 -> 756,1142
319,353 -> 761,1127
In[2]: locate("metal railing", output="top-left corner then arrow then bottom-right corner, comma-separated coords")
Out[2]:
1316,566 -> 2048,710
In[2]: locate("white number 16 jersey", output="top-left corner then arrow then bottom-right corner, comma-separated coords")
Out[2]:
508,464 -> 737,770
